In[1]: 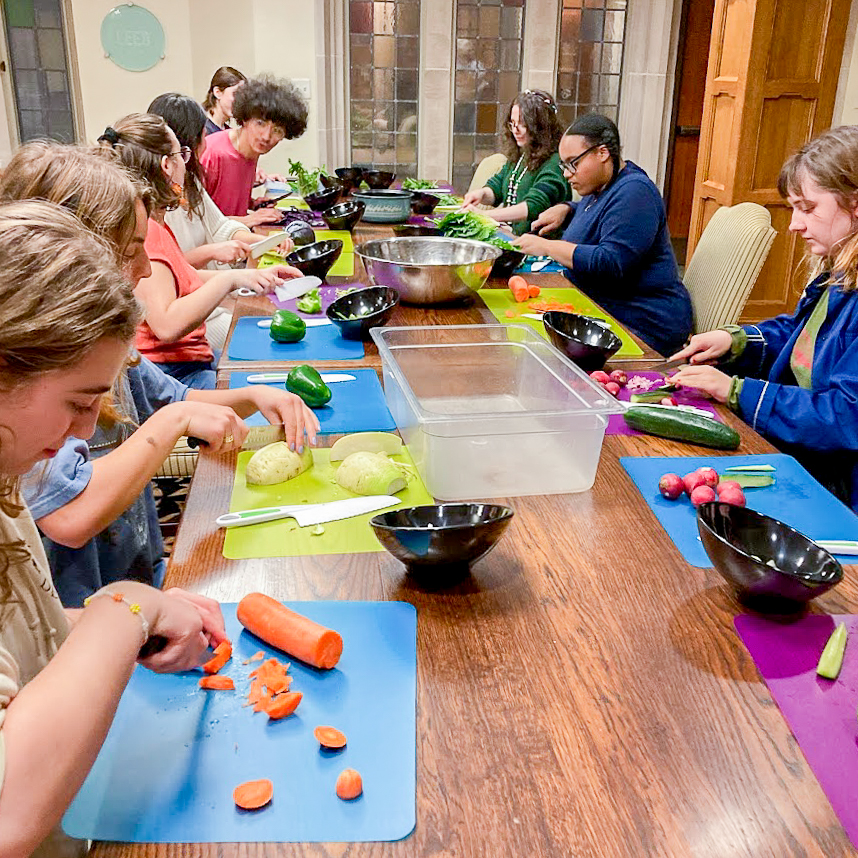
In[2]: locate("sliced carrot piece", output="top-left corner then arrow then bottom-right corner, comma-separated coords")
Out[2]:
199,675 -> 235,691
254,687 -> 273,713
504,309 -> 516,318
267,691 -> 303,720
335,768 -> 363,800
314,726 -> 347,749
527,284 -> 540,298
203,640 -> 232,675
233,778 -> 273,810
243,650 -> 266,665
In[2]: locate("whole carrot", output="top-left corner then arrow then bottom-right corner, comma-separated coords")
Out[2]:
236,593 -> 343,669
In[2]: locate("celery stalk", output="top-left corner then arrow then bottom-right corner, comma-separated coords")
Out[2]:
816,623 -> 848,680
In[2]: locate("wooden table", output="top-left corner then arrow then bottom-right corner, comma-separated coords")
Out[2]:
97,222 -> 858,858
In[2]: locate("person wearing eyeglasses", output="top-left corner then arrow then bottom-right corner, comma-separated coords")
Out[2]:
460,89 -> 570,235
99,113 -> 302,390
515,113 -> 692,357
200,75 -> 307,225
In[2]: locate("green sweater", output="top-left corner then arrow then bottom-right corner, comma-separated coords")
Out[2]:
485,151 -> 571,235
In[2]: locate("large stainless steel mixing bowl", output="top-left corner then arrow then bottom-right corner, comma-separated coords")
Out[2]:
355,237 -> 501,305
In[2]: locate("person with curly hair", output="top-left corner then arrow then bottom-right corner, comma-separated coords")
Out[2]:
200,75 -> 308,223
461,89 -> 570,235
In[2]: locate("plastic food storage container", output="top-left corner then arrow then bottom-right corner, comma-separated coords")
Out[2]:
370,325 -> 625,500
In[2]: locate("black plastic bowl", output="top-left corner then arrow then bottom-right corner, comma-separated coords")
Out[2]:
363,170 -> 396,189
391,223 -> 441,237
285,239 -> 344,281
335,167 -> 363,193
697,502 -> 843,612
303,185 -> 342,211
326,285 -> 399,340
542,311 -> 622,372
410,191 -> 440,215
321,200 -> 365,231
370,503 -> 514,582
490,246 -> 526,278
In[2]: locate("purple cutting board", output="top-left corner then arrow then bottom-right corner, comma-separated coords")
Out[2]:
267,283 -> 365,312
734,614 -> 858,849
607,371 -> 722,435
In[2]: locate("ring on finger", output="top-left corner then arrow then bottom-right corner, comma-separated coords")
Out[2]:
224,434 -> 234,444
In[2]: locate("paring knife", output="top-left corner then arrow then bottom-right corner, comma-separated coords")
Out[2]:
257,317 -> 331,328
274,275 -> 322,303
250,230 -> 293,259
216,495 -> 400,528
246,372 -> 355,383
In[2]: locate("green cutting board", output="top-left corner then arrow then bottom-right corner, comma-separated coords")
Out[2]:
259,230 -> 355,277
223,447 -> 433,559
478,287 -> 644,357
275,195 -> 308,209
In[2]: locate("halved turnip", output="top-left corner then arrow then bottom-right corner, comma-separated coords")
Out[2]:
335,451 -> 407,496
245,443 -> 313,486
329,432 -> 403,462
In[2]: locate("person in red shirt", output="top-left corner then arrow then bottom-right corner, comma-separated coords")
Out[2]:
201,75 -> 307,227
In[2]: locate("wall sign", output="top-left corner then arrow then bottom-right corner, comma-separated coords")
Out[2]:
100,3 -> 165,72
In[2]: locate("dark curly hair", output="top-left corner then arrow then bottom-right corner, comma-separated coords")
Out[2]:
232,75 -> 308,139
148,92 -> 207,218
564,113 -> 623,180
502,89 -> 563,172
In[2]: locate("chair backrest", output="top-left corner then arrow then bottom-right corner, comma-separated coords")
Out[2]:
683,202 -> 777,332
467,153 -> 508,195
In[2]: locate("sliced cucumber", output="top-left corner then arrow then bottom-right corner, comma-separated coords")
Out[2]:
724,464 -> 776,473
718,472 -> 775,488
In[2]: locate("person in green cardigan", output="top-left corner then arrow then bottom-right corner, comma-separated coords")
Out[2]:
462,89 -> 570,235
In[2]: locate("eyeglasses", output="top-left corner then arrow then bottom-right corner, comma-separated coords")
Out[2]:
170,146 -> 192,164
559,144 -> 601,174
251,118 -> 287,140
507,119 -> 527,132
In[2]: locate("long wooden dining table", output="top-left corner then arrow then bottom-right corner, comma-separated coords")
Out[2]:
95,221 -> 858,858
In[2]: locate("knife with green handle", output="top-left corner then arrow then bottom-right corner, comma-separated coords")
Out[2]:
216,495 -> 400,528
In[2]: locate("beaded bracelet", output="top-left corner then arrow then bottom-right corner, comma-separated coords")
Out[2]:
83,590 -> 150,646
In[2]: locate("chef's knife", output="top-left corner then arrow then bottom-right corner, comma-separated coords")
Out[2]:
216,494 -> 400,528
274,275 -> 322,302
257,317 -> 331,328
246,372 -> 355,383
250,230 -> 293,259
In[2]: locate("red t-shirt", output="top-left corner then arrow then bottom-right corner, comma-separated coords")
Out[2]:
199,129 -> 256,217
136,218 -> 214,364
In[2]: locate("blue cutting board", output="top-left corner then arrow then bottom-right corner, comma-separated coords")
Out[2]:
228,317 -> 365,361
63,602 -> 416,843
230,370 -> 395,435
620,454 -> 858,568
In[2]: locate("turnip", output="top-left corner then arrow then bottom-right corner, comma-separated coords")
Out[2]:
718,486 -> 746,507
245,443 -> 313,486
697,466 -> 719,489
658,473 -> 684,500
335,451 -> 408,496
329,431 -> 402,461
683,471 -> 707,496
590,370 -> 611,384
689,485 -> 717,507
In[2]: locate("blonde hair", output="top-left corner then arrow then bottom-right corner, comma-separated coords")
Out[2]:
98,113 -> 180,211
778,125 -> 858,291
0,200 -> 141,601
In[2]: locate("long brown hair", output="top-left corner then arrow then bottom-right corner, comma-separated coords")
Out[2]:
778,125 -> 858,291
0,201 -> 141,601
203,66 -> 247,114
502,89 -> 563,172
98,114 -> 181,211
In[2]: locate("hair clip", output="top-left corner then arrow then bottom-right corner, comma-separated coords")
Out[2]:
98,126 -> 120,147
523,89 -> 558,112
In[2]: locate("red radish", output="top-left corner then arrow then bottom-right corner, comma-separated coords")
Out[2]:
718,486 -> 746,507
658,473 -> 684,500
683,471 -> 706,496
659,397 -> 676,406
609,370 -> 627,385
697,467 -> 719,489
605,381 -> 621,396
690,485 -> 717,507
590,370 -> 611,384
716,480 -> 742,497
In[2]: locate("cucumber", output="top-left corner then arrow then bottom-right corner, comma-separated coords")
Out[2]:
630,390 -> 673,404
724,464 -> 776,473
623,406 -> 740,449
718,472 -> 775,489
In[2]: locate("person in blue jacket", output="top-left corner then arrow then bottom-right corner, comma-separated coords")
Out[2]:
668,125 -> 858,510
514,113 -> 692,357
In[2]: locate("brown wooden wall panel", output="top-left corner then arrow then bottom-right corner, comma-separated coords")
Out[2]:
766,0 -> 827,81
750,97 -> 815,190
703,95 -> 734,189
716,0 -> 752,78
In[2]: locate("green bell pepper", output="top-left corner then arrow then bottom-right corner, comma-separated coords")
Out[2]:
269,309 -> 306,343
296,288 -> 322,314
285,364 -> 332,407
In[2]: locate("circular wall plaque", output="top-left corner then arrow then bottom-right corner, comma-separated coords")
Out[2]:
100,4 -> 165,72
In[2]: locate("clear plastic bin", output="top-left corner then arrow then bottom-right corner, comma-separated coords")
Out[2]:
371,325 -> 625,500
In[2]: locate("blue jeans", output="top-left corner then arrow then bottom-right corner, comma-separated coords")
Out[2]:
159,350 -> 221,390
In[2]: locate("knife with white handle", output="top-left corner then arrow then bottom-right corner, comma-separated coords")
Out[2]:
257,317 -> 331,328
246,373 -> 356,383
216,495 -> 400,528
815,540 -> 858,555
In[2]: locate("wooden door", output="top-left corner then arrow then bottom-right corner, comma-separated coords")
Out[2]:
665,0 -> 716,249
688,0 -> 851,322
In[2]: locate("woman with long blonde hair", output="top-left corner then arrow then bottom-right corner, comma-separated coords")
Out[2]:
0,200 -> 226,858
669,125 -> 858,508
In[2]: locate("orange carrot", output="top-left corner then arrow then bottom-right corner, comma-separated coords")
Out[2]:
243,650 -> 266,665
202,640 -> 232,675
335,769 -> 363,800
233,778 -> 273,810
237,593 -> 343,669
314,726 -> 347,749
504,309 -> 516,318
266,691 -> 303,720
199,675 -> 235,691
527,284 -> 540,298
508,274 -> 528,303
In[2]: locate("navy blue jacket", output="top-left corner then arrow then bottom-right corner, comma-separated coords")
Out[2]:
560,161 -> 692,356
730,273 -> 858,509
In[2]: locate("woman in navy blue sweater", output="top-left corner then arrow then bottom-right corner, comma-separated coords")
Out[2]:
515,114 -> 692,357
